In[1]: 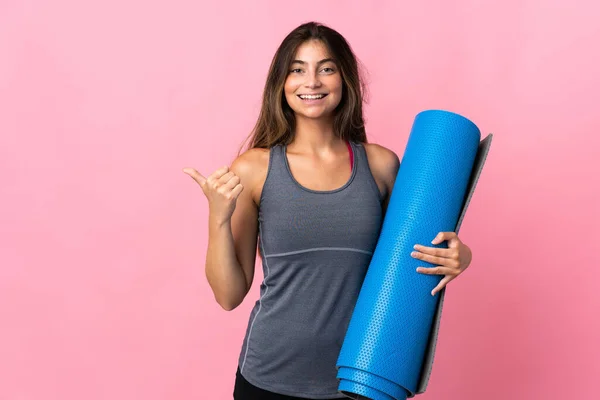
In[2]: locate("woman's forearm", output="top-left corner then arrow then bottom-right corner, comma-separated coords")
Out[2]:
204,217 -> 248,311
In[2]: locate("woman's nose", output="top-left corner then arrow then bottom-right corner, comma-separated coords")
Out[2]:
304,71 -> 322,88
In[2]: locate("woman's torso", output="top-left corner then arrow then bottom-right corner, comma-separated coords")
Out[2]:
237,141 -> 384,399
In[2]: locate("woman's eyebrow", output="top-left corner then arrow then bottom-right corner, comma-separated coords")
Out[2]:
290,58 -> 336,65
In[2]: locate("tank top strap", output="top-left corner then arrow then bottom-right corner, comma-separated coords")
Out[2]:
350,141 -> 385,202
264,144 -> 290,184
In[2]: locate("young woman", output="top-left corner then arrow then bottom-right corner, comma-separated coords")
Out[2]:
184,22 -> 473,400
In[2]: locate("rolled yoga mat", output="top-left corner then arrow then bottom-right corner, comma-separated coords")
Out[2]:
415,130 -> 493,396
336,109 -> 489,400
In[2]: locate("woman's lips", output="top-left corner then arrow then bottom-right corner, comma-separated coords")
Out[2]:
297,94 -> 328,103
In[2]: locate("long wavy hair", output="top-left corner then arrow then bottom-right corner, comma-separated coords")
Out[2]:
239,22 -> 369,153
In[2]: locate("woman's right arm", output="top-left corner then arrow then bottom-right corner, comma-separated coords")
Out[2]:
184,149 -> 268,311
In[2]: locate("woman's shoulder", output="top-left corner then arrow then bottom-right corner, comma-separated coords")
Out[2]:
363,142 -> 398,160
230,147 -> 271,202
362,142 -> 400,196
231,147 -> 270,173
363,143 -> 400,176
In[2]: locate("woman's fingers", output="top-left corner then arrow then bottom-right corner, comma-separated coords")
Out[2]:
411,251 -> 460,269
431,231 -> 458,245
413,244 -> 457,259
182,168 -> 207,187
183,166 -> 231,189
184,165 -> 243,200
183,165 -> 243,225
431,276 -> 453,296
206,166 -> 230,187
415,266 -> 455,296
416,266 -> 454,276
230,183 -> 244,200
217,171 -> 236,186
220,174 -> 241,192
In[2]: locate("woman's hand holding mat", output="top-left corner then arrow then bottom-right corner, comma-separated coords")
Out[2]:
413,231 -> 473,296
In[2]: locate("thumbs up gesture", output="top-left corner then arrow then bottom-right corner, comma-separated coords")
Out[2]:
183,165 -> 244,226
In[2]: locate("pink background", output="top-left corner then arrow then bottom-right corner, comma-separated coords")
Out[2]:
1,0 -> 599,399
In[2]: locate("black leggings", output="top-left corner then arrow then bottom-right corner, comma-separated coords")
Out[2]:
233,367 -> 340,400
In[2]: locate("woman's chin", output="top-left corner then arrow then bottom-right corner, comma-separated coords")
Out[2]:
294,109 -> 336,121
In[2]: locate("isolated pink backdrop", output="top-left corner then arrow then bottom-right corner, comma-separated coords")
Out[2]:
1,0 -> 599,399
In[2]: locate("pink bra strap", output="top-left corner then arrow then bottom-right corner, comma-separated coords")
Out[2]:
346,141 -> 353,170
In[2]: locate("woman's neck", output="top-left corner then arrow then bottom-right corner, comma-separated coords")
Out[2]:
290,116 -> 342,153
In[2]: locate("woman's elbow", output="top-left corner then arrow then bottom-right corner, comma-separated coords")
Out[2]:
215,294 -> 244,311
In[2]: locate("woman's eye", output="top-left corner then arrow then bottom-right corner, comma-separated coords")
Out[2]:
290,68 -> 303,73
321,67 -> 335,73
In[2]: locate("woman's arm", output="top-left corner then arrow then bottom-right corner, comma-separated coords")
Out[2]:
185,148 -> 269,311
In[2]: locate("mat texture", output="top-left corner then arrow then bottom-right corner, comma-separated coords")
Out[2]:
336,110 -> 487,399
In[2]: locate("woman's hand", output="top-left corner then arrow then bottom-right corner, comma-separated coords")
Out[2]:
411,232 -> 473,296
183,165 -> 244,226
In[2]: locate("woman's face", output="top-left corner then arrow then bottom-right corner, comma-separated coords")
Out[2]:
283,40 -> 343,121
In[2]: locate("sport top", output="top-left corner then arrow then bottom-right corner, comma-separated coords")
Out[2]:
237,141 -> 384,399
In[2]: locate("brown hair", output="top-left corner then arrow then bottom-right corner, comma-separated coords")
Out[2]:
240,21 -> 369,153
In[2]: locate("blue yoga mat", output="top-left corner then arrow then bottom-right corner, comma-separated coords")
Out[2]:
336,110 -> 483,399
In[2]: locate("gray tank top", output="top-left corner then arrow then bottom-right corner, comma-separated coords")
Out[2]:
237,141 -> 384,399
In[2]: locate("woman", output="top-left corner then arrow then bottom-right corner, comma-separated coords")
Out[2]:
183,22 -> 473,400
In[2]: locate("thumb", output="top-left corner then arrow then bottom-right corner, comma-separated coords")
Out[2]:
431,231 -> 456,245
182,168 -> 207,187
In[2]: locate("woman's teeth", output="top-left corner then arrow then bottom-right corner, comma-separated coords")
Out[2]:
299,94 -> 326,100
